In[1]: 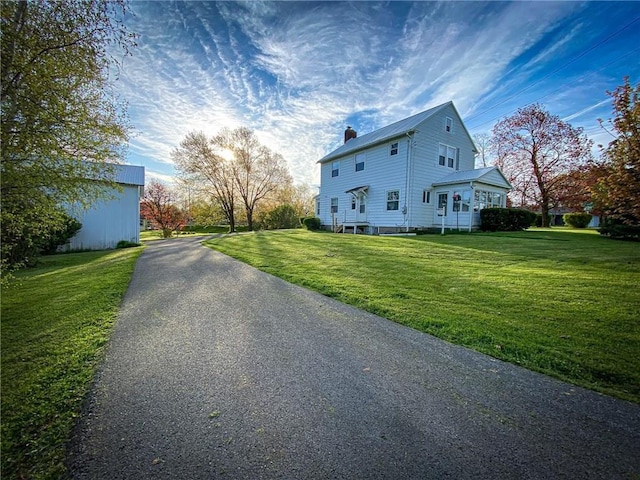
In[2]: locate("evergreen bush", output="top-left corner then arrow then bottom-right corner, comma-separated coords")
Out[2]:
599,217 -> 640,240
480,208 -> 536,231
563,213 -> 592,228
302,217 -> 322,231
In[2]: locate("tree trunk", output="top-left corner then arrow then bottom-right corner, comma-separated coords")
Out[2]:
246,208 -> 254,231
540,200 -> 550,227
228,212 -> 235,233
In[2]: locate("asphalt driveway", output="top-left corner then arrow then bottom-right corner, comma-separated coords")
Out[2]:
68,236 -> 640,479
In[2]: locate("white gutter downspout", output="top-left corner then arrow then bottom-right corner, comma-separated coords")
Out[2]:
404,132 -> 414,232
468,181 -> 474,232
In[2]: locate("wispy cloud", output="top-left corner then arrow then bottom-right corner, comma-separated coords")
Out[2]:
115,1 -> 640,185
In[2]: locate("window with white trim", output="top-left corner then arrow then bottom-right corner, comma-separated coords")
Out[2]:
445,117 -> 453,133
355,153 -> 365,172
331,197 -> 338,213
386,190 -> 399,211
473,190 -> 502,211
422,189 -> 431,204
316,199 -> 320,215
438,144 -> 457,168
390,142 -> 399,156
351,197 -> 356,210
332,161 -> 339,177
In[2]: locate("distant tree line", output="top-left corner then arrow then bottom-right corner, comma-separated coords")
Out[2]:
141,128 -> 315,236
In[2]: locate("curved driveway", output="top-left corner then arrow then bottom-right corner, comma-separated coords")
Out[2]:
69,236 -> 640,479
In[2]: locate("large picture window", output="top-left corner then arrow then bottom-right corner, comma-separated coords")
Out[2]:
386,190 -> 399,211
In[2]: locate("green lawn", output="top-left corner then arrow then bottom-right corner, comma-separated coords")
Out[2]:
205,229 -> 640,403
1,247 -> 143,480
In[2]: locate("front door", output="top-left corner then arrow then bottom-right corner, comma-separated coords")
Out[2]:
356,193 -> 367,222
434,192 -> 448,223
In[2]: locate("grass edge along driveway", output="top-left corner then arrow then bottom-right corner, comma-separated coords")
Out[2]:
204,229 -> 640,404
1,247 -> 143,480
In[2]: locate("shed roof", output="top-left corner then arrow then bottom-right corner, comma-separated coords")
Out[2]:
432,166 -> 511,189
318,102 -> 454,164
112,164 -> 145,186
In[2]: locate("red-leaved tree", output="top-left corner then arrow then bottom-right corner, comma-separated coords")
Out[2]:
140,181 -> 187,238
492,104 -> 593,226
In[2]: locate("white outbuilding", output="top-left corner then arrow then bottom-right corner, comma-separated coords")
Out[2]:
66,163 -> 145,250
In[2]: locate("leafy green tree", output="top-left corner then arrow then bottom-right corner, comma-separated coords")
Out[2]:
1,0 -> 135,272
492,104 -> 593,226
263,204 -> 301,230
595,77 -> 640,227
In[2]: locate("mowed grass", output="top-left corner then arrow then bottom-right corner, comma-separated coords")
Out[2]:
1,247 -> 143,479
205,229 -> 640,403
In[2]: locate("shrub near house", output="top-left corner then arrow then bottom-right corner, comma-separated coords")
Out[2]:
563,213 -> 592,229
480,208 -> 536,231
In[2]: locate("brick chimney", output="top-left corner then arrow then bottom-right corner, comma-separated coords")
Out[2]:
344,126 -> 357,144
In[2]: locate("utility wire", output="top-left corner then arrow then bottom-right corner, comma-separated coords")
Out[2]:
467,45 -> 640,132
465,16 -> 640,129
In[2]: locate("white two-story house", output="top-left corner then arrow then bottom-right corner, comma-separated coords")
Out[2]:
316,101 -> 511,233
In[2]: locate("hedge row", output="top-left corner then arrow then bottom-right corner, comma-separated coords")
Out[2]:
480,208 -> 537,231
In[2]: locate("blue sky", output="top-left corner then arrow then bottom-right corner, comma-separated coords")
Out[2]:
115,1 -> 640,187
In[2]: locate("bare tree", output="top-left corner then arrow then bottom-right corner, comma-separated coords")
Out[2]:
214,127 -> 292,231
172,131 -> 238,232
473,133 -> 492,168
492,104 -> 593,226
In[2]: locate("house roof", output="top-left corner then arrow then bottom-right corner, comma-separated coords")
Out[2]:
318,101 -> 455,164
431,166 -> 511,189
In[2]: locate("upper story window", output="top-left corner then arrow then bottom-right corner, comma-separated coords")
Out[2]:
390,142 -> 399,156
386,190 -> 400,211
445,117 -> 453,133
355,153 -> 365,172
332,161 -> 339,177
438,144 -> 457,169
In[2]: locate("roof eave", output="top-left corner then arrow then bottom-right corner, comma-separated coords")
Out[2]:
318,130 -> 416,164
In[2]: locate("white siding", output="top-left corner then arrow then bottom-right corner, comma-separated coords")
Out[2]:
317,102 -> 507,230
68,184 -> 141,250
409,103 -> 476,229
475,168 -> 510,189
318,139 -> 408,229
